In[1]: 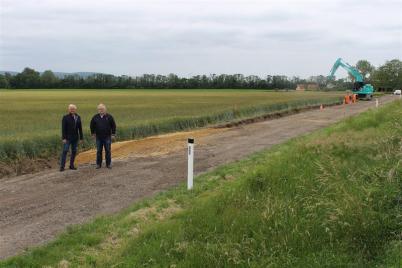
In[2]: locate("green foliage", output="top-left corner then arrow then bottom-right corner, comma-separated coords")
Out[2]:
10,68 -> 41,88
2,100 -> 400,267
0,74 -> 8,88
371,59 -> 402,91
355,59 -> 375,81
40,70 -> 59,88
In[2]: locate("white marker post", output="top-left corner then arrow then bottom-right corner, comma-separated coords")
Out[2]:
376,98 -> 379,108
187,138 -> 194,190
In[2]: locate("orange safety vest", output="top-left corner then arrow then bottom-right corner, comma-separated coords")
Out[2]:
344,95 -> 350,104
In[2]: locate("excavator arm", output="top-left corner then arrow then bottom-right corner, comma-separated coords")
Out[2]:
327,58 -> 374,100
328,58 -> 364,82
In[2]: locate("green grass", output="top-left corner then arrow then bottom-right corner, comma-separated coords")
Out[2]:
1,99 -> 400,267
0,89 -> 342,164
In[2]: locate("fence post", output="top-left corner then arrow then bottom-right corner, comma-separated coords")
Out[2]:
187,138 -> 194,190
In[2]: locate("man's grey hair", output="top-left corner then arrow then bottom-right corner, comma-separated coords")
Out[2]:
97,103 -> 106,111
68,104 -> 77,110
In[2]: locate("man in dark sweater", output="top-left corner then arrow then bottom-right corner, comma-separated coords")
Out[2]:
60,104 -> 83,171
90,103 -> 116,169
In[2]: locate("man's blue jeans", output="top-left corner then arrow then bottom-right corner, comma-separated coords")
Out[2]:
60,139 -> 78,168
96,137 -> 112,167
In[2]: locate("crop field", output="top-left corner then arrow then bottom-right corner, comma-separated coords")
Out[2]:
0,89 -> 342,166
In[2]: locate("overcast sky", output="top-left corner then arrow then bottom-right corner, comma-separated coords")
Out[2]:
0,0 -> 401,78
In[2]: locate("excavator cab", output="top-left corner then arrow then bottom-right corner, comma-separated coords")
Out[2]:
353,81 -> 364,91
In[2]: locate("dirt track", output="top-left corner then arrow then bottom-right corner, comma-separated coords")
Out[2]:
0,95 -> 397,259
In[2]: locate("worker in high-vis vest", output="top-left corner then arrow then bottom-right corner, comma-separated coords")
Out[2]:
344,94 -> 350,104
352,94 -> 357,103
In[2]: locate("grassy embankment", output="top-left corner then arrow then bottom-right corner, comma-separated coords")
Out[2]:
0,90 -> 342,174
1,99 -> 400,267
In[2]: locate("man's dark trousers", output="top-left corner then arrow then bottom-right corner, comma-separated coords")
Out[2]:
96,137 -> 111,167
60,139 -> 78,168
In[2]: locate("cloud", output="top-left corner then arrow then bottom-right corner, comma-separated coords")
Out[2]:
0,0 -> 401,77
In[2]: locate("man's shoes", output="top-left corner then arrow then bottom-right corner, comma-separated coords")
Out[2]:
106,165 -> 112,169
69,166 -> 77,170
60,167 -> 65,172
96,165 -> 101,169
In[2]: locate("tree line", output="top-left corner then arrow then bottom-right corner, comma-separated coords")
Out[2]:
0,70 -> 315,90
0,59 -> 400,90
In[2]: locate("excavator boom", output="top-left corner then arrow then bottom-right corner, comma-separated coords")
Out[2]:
328,58 -> 374,100
328,58 -> 364,82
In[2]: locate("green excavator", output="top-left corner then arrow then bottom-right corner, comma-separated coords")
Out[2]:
328,58 -> 374,100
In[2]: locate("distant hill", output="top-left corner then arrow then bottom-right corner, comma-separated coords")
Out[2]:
0,71 -> 103,78
0,71 -> 18,76
52,72 -> 102,78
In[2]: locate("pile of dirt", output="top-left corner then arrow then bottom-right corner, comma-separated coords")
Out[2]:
76,128 -> 226,164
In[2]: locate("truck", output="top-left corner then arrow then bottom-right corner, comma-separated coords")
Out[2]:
328,58 -> 374,100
